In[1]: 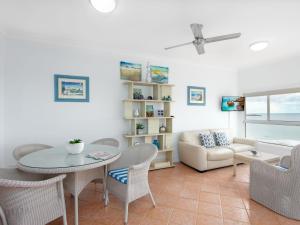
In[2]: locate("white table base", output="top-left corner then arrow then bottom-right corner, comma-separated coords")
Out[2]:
64,167 -> 104,225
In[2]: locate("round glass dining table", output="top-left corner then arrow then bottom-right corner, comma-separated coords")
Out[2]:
17,144 -> 122,225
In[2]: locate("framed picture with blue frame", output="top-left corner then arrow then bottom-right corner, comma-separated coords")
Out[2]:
187,86 -> 206,106
54,74 -> 90,102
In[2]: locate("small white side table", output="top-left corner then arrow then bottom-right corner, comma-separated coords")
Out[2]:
233,151 -> 280,176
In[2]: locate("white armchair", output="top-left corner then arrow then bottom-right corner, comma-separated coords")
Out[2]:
0,168 -> 67,225
250,144 -> 300,220
105,144 -> 158,224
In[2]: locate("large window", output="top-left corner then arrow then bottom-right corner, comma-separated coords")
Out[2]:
245,89 -> 300,146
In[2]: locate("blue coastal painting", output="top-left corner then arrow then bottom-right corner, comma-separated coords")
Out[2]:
120,61 -> 142,81
150,65 -> 169,84
54,74 -> 90,102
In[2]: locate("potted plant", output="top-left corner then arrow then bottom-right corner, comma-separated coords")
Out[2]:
136,123 -> 145,135
66,139 -> 85,154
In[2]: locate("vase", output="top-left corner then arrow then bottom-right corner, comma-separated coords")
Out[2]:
152,139 -> 160,149
160,125 -> 166,133
134,108 -> 140,117
136,129 -> 142,135
66,142 -> 85,154
145,62 -> 152,83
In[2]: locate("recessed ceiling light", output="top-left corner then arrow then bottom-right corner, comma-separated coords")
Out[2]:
90,0 -> 116,13
249,41 -> 269,52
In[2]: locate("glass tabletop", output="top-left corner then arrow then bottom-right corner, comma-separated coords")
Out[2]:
19,144 -> 121,169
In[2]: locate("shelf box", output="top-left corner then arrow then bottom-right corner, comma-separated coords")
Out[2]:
157,135 -> 164,150
148,118 -> 159,134
152,161 -> 171,169
161,86 -> 172,100
166,118 -> 173,133
165,133 -> 173,149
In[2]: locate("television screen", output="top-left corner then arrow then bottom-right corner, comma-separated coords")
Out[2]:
221,96 -> 245,111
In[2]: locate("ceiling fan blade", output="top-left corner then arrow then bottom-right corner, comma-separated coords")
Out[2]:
205,33 -> 241,43
190,23 -> 203,39
193,43 -> 205,54
165,41 -> 193,50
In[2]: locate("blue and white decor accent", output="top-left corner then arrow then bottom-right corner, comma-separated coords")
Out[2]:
108,168 -> 129,184
200,134 -> 216,148
54,74 -> 90,102
214,132 -> 230,146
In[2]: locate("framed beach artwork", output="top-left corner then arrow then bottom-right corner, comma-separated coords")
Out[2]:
150,65 -> 169,84
120,61 -> 142,81
187,86 -> 206,106
54,74 -> 90,102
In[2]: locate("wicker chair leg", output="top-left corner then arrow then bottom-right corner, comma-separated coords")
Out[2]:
124,202 -> 129,225
104,190 -> 109,206
59,181 -> 68,225
0,206 -> 8,225
149,189 -> 156,207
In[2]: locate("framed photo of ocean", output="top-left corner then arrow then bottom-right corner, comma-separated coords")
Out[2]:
120,61 -> 142,81
187,86 -> 206,106
54,74 -> 90,102
150,65 -> 169,84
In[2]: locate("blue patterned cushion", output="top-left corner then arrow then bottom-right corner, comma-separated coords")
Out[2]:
200,134 -> 216,148
214,132 -> 230,146
108,168 -> 128,184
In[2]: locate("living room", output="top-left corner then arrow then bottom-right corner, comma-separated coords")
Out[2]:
0,0 -> 300,225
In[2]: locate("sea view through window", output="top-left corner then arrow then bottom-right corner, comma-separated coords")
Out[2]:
245,89 -> 300,146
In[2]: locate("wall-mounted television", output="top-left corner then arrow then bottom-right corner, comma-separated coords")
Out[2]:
221,96 -> 245,111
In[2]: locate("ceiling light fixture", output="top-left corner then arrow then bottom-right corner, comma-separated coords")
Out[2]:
90,0 -> 116,13
249,41 -> 269,52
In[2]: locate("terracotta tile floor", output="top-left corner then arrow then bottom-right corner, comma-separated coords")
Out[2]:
48,163 -> 300,225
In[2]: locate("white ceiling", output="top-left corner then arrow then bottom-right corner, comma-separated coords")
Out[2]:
1,0 -> 300,69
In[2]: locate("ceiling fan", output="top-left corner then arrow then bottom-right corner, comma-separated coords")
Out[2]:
165,24 -> 241,55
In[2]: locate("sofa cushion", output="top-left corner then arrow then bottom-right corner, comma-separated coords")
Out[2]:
228,143 -> 255,153
201,134 -> 216,148
180,130 -> 210,145
214,132 -> 230,146
207,147 -> 234,161
209,128 -> 233,144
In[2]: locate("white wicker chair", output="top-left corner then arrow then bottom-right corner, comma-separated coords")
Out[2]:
0,168 -> 67,225
105,144 -> 158,224
91,138 -> 120,148
13,144 -> 53,161
91,138 -> 120,189
250,144 -> 300,220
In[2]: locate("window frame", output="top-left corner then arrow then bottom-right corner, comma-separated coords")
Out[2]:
244,88 -> 300,138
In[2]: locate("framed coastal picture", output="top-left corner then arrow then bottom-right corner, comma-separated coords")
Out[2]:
120,61 -> 142,81
150,65 -> 169,84
54,74 -> 90,102
187,86 -> 206,106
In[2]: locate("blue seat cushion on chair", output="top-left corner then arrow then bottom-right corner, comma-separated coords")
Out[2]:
108,168 -> 128,184
275,165 -> 288,172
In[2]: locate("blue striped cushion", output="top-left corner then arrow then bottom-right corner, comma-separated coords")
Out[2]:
108,168 -> 128,184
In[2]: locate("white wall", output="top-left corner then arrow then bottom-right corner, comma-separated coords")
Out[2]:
0,34 -> 5,167
238,55 -> 300,94
2,37 -> 239,166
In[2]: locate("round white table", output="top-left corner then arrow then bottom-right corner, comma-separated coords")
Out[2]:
17,144 -> 121,225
